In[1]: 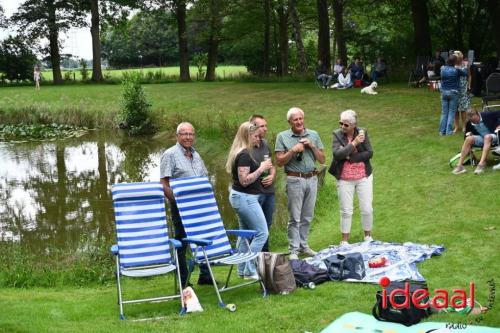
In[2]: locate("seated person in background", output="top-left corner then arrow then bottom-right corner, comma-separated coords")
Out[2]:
315,59 -> 332,89
432,50 -> 445,76
371,57 -> 386,82
333,58 -> 344,81
331,68 -> 352,89
350,59 -> 364,81
417,63 -> 436,88
452,108 -> 500,175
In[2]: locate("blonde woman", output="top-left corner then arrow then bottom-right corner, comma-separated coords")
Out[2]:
226,121 -> 273,279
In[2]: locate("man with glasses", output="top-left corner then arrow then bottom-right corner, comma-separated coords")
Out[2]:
275,107 -> 325,260
249,114 -> 276,252
160,122 -> 214,287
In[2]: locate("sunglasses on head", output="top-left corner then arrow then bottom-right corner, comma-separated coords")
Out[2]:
339,121 -> 351,128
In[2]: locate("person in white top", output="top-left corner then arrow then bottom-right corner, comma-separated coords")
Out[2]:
332,68 -> 352,89
33,65 -> 41,90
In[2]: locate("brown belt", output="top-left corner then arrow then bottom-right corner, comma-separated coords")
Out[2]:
286,170 -> 318,178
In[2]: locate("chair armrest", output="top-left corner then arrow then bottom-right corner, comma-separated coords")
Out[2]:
111,244 -> 118,255
226,229 -> 257,239
182,237 -> 213,246
168,239 -> 182,248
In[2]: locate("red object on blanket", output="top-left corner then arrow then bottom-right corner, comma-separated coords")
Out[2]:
368,257 -> 387,268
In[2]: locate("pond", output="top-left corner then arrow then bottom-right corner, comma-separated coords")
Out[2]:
0,131 -> 288,260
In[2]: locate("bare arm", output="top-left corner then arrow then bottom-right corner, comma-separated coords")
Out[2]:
238,166 -> 263,187
160,177 -> 175,202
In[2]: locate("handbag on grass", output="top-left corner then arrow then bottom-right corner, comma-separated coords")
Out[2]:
323,252 -> 365,281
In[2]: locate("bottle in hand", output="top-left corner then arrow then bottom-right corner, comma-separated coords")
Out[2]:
261,154 -> 270,178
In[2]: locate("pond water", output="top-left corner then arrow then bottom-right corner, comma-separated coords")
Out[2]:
0,131 -> 264,254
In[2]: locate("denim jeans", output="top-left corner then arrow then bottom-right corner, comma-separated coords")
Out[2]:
286,176 -> 318,254
170,201 -> 211,287
317,74 -> 332,87
229,189 -> 268,276
439,90 -> 459,135
258,192 -> 275,252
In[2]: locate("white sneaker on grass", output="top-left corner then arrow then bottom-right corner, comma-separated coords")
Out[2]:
339,241 -> 349,247
474,164 -> 486,174
364,236 -> 374,243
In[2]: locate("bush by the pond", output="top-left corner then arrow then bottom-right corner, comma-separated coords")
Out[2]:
0,123 -> 88,141
119,74 -> 155,135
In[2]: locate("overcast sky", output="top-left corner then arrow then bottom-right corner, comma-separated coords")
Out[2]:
0,0 -> 93,59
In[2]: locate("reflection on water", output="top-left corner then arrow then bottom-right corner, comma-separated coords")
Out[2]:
0,131 -> 239,254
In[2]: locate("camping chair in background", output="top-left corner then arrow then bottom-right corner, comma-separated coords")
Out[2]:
314,72 -> 323,88
408,55 -> 430,87
482,73 -> 500,112
111,181 -> 184,320
169,176 -> 266,309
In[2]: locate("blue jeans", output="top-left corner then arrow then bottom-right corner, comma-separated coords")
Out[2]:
258,193 -> 275,252
439,90 -> 459,135
317,74 -> 332,87
229,189 -> 268,276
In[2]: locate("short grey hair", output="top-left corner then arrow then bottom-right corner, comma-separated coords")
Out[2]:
176,122 -> 194,134
287,107 -> 304,121
466,108 -> 478,118
340,109 -> 357,125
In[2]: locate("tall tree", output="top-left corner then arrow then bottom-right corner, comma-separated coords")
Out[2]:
89,0 -> 103,81
277,0 -> 289,76
174,0 -> 191,81
410,0 -> 431,56
289,0 -> 307,73
12,0 -> 85,85
468,0 -> 488,60
204,0 -> 226,81
487,0 -> 500,57
263,0 -> 271,75
455,0 -> 463,52
332,0 -> 346,65
316,0 -> 330,70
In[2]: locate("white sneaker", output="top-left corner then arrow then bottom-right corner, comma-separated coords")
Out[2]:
300,248 -> 317,256
243,273 -> 260,280
364,236 -> 374,243
339,241 -> 349,247
289,253 -> 299,260
474,164 -> 486,174
493,163 -> 500,171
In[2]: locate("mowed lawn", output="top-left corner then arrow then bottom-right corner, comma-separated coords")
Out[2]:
38,65 -> 248,82
0,82 -> 499,332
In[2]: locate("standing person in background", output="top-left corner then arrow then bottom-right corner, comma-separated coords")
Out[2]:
439,55 -> 467,136
275,107 -> 325,260
432,50 -> 446,75
33,65 -> 41,90
226,122 -> 272,279
160,122 -> 215,287
330,110 -> 374,246
249,114 -> 276,252
454,51 -> 471,133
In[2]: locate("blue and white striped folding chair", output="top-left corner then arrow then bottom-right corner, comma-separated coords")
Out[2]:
111,181 -> 184,320
169,176 -> 266,308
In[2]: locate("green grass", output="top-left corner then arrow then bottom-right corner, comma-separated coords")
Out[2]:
0,82 -> 499,331
39,65 -> 248,82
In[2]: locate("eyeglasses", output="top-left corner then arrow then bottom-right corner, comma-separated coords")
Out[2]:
339,122 -> 351,128
178,132 -> 195,137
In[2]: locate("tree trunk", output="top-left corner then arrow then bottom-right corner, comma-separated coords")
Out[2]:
455,0 -> 463,52
277,1 -> 288,76
47,1 -> 63,84
205,0 -> 221,81
273,6 -> 279,74
90,0 -> 103,82
289,0 -> 307,73
316,0 -> 330,70
487,0 -> 500,58
468,0 -> 487,60
263,0 -> 271,75
332,0 -> 346,65
410,0 -> 432,56
175,0 -> 191,82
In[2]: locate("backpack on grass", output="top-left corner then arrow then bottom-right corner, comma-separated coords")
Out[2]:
257,252 -> 296,294
289,259 -> 329,287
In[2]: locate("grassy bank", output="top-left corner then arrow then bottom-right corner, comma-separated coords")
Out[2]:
0,82 -> 499,331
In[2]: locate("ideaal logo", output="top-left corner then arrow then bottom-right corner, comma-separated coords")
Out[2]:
379,277 -> 474,310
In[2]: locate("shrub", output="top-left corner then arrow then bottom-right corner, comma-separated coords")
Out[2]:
80,58 -> 89,81
119,73 -> 154,135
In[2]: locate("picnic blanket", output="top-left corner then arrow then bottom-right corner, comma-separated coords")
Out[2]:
305,241 -> 445,283
319,311 -> 499,333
